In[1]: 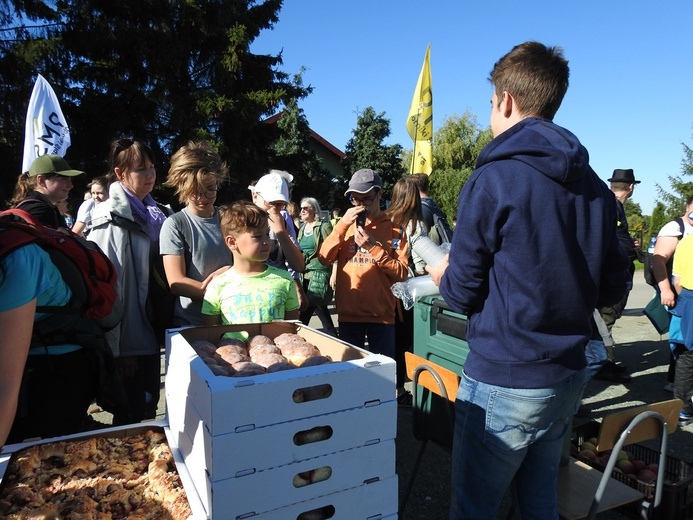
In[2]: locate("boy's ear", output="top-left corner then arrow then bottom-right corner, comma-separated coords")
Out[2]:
225,234 -> 237,250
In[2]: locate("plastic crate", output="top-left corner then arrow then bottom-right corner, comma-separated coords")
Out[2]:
412,296 -> 468,449
572,421 -> 693,519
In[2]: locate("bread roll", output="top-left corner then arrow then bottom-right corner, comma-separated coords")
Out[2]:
216,337 -> 247,349
247,334 -> 274,348
266,362 -> 296,373
190,339 -> 217,356
232,361 -> 266,377
300,355 -> 333,367
252,352 -> 289,369
273,333 -> 306,349
216,347 -> 250,366
248,343 -> 282,359
282,342 -> 321,366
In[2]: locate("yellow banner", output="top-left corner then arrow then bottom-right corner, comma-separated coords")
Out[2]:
406,45 -> 432,174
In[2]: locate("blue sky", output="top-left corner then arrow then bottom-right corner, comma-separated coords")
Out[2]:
252,0 -> 693,215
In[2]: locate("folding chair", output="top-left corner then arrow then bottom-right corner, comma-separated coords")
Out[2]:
399,351 -> 459,516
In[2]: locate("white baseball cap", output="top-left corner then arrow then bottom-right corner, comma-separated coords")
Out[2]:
252,173 -> 290,203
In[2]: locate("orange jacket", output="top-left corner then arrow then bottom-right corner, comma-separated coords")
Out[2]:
319,212 -> 409,324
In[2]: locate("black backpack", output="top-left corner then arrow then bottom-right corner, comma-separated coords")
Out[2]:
644,217 -> 684,287
422,198 -> 454,245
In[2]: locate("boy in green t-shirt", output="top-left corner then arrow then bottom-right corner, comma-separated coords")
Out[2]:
202,202 -> 299,335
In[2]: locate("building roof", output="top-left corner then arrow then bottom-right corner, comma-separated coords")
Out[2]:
263,112 -> 345,160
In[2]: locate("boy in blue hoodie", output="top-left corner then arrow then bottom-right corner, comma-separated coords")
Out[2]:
427,41 -> 629,519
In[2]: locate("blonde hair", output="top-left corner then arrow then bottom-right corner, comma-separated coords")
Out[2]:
164,141 -> 229,204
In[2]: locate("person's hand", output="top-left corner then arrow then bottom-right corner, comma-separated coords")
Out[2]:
266,205 -> 285,234
200,266 -> 231,291
330,271 -> 337,291
342,206 -> 366,227
116,356 -> 139,379
660,286 -> 677,308
353,225 -> 375,251
295,279 -> 309,313
425,254 -> 449,286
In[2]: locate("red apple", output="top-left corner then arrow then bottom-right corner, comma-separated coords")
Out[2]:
637,469 -> 657,484
617,460 -> 635,474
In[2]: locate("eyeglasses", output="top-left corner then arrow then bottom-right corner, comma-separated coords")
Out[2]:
300,206 -> 312,212
193,187 -> 218,199
266,201 -> 286,210
349,193 -> 378,205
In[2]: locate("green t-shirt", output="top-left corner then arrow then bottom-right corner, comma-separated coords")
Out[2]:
202,265 -> 299,338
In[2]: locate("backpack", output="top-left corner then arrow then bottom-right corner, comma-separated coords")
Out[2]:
421,198 -> 454,245
644,217 -> 684,287
0,208 -> 130,420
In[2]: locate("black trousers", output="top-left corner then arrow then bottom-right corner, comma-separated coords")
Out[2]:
8,348 -> 98,444
674,348 -> 693,415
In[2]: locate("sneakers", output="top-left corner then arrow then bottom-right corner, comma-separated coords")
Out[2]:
679,413 -> 693,427
397,390 -> 413,406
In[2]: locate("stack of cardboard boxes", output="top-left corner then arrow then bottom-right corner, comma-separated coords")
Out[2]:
165,321 -> 398,519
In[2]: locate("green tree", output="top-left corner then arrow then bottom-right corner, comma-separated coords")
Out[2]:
342,106 -> 405,197
0,0 -> 311,206
648,202 -> 668,245
654,133 -> 693,221
402,111 -> 493,220
270,99 -> 332,207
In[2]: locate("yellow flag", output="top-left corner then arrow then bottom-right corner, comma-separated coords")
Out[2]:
406,45 -> 433,174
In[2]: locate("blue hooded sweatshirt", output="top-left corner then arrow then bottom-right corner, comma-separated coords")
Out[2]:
440,117 -> 629,388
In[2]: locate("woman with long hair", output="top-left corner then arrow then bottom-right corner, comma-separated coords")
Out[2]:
297,197 -> 337,336
87,138 -> 170,424
386,176 -> 428,405
72,175 -> 110,236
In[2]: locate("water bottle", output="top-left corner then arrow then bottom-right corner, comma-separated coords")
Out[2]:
647,236 -> 656,255
391,236 -> 450,310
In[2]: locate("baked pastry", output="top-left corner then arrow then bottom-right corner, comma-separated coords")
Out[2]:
189,339 -> 217,356
272,332 -> 305,349
248,343 -> 282,359
246,334 -> 274,348
252,352 -> 289,369
281,342 -> 321,366
300,355 -> 333,367
231,361 -> 266,377
216,337 -> 247,350
266,362 -> 296,373
216,346 -> 250,366
0,430 -> 192,519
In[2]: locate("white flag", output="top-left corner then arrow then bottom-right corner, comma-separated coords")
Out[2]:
22,74 -> 71,173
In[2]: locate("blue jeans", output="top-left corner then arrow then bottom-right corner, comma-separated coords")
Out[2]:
337,322 -> 395,358
449,368 -> 589,520
584,339 -> 608,380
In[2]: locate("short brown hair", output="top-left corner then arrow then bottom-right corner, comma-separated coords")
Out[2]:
164,141 -> 229,204
410,173 -> 429,193
489,41 -> 569,120
218,201 -> 268,237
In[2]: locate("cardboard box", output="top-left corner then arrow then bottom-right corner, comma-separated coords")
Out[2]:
174,395 -> 396,480
0,421 -> 207,519
183,439 -> 396,519
165,321 -> 396,436
236,475 -> 398,519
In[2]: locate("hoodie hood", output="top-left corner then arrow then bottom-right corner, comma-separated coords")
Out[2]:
478,117 -> 589,185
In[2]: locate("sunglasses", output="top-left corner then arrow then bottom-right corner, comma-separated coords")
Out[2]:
300,206 -> 312,212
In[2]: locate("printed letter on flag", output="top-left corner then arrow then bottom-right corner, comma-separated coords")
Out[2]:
22,74 -> 72,173
406,45 -> 432,174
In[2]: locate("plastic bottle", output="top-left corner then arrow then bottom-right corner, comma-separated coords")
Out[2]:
391,238 -> 450,310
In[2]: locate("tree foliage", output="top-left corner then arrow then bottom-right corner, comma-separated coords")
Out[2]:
654,134 -> 693,222
341,106 -> 405,197
402,111 -> 493,221
270,99 -> 332,207
0,0 -> 311,207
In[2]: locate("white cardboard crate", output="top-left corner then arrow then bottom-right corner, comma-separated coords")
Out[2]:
236,475 -> 398,520
171,394 -> 396,481
0,420 -> 207,519
179,439 -> 396,519
165,321 -> 396,436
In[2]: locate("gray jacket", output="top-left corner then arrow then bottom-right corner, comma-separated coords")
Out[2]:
87,182 -> 159,357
